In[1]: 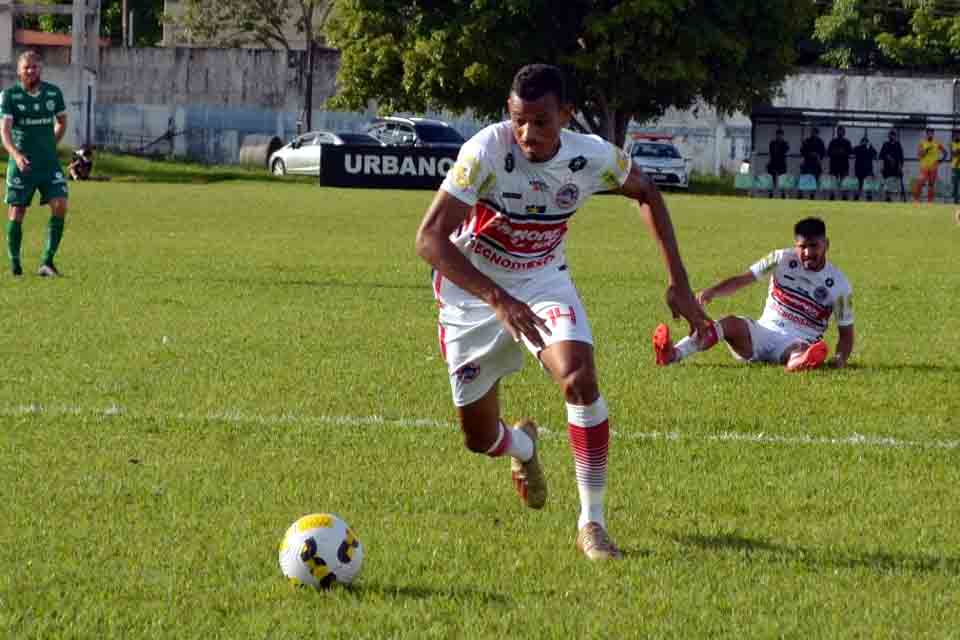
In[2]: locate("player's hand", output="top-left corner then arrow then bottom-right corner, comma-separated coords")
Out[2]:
696,288 -> 715,306
492,290 -> 551,349
14,154 -> 30,173
666,284 -> 711,336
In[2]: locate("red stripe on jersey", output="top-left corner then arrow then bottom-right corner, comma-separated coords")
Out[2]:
473,202 -> 566,257
771,282 -> 830,322
437,323 -> 447,361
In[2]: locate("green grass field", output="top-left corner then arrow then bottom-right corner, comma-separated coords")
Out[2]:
1,173 -> 958,638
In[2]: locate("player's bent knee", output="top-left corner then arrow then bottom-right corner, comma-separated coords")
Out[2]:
556,366 -> 599,405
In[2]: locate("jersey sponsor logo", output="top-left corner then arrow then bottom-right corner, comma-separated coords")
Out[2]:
16,104 -> 25,112
344,154 -> 455,177
452,154 -> 480,188
529,179 -> 549,192
825,277 -> 834,287
600,169 -> 620,191
472,241 -> 557,271
454,362 -> 481,384
10,176 -> 21,185
21,116 -> 53,126
525,205 -> 546,215
814,286 -> 829,302
615,147 -> 629,173
568,156 -> 587,172
33,104 -> 39,112
789,259 -> 799,269
477,210 -> 566,255
505,152 -> 514,173
46,100 -> 54,111
772,282 -> 830,323
555,183 -> 580,208
502,192 -> 522,199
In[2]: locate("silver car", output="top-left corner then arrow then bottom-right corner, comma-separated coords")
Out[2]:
269,131 -> 382,176
629,140 -> 689,189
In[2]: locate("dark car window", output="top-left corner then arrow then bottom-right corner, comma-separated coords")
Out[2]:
337,133 -> 380,145
414,124 -> 465,144
631,143 -> 680,159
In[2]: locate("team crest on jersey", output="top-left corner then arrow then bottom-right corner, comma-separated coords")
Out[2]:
825,277 -> 835,287
33,104 -> 39,111
555,183 -> 580,208
568,156 -> 587,172
454,362 -> 480,384
789,259 -> 799,269
46,100 -> 54,111
16,104 -> 24,111
525,205 -> 546,214
529,179 -> 549,192
814,286 -> 829,302
505,153 -> 515,173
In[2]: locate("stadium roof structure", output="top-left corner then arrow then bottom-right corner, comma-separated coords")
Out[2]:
751,105 -> 960,133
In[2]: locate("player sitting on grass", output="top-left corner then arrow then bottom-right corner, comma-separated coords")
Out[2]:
653,217 -> 854,371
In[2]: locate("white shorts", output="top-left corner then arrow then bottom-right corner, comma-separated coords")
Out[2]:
728,317 -> 810,364
436,267 -> 594,407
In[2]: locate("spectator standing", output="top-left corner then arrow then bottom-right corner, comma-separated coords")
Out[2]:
879,130 -> 905,202
914,128 -> 945,204
827,126 -> 853,181
767,129 -> 789,192
853,136 -> 877,198
799,127 -> 826,179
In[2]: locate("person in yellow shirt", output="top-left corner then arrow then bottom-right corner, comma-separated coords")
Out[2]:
914,127 -> 946,203
951,130 -> 960,204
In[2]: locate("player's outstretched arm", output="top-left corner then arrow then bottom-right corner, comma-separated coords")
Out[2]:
698,272 -> 757,306
415,190 -> 549,347
617,165 -> 709,334
54,113 -> 67,145
830,324 -> 855,368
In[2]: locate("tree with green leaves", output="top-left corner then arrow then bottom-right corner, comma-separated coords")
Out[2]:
815,0 -> 960,70
173,0 -> 334,128
326,0 -> 815,147
15,0 -> 163,47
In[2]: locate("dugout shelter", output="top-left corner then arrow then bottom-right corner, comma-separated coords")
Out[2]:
743,106 -> 959,200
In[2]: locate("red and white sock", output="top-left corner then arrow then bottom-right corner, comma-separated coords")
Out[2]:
674,321 -> 724,361
485,420 -> 533,461
567,396 -> 609,530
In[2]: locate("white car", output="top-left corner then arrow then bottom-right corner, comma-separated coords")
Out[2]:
629,140 -> 689,188
269,131 -> 382,176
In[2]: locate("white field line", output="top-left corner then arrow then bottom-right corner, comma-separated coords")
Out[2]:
3,403 -> 958,451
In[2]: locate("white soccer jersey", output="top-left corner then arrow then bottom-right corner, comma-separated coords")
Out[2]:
750,248 -> 854,342
438,122 -> 631,292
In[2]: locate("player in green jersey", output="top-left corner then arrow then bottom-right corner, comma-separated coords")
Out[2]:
1,50 -> 69,277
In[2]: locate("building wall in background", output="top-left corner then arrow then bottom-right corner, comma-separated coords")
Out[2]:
72,47 -> 960,170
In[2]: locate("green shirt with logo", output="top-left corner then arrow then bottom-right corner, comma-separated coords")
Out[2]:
1,80 -> 66,175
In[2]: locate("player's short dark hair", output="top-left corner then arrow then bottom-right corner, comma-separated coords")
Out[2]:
511,64 -> 567,104
794,217 -> 826,239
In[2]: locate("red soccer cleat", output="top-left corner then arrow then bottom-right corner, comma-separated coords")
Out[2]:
653,323 -> 675,366
785,340 -> 828,372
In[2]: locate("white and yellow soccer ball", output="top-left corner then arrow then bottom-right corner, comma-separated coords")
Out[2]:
278,513 -> 364,589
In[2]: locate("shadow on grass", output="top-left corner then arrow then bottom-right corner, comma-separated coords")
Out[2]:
349,581 -> 511,604
682,362 -> 960,374
673,531 -> 960,575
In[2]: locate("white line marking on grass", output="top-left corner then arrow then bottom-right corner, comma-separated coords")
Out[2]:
4,404 -> 958,451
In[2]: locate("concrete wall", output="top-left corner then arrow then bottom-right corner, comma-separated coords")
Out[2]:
79,48 -> 960,170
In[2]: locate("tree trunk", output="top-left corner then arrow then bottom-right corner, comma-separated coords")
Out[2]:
613,111 -> 631,149
304,43 -> 314,131
122,0 -> 129,47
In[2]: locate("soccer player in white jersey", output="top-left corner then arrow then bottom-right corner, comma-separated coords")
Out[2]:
415,64 -> 709,560
653,217 -> 855,371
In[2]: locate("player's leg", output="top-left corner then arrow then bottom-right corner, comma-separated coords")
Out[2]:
455,382 -> 545,509
538,339 -> 621,560
5,205 -> 27,276
654,316 -> 751,365
783,339 -> 828,372
439,299 -> 545,509
38,194 -> 67,276
927,174 -> 937,203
